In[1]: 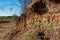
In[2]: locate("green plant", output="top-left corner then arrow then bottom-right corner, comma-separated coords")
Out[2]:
25,31 -> 36,40
11,14 -> 17,22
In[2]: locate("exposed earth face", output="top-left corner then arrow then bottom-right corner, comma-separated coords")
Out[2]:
16,0 -> 60,40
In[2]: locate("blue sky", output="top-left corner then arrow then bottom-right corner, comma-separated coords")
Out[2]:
0,0 -> 22,16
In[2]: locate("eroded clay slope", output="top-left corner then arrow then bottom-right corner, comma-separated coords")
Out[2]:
14,0 -> 60,40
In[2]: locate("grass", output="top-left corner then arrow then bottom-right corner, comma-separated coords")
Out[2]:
25,31 -> 36,40
0,16 -> 18,24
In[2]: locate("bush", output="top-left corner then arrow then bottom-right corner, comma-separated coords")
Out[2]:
11,14 -> 18,22
25,31 -> 36,40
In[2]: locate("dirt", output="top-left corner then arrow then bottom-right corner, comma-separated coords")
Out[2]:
14,0 -> 60,40
0,23 -> 20,40
0,0 -> 60,40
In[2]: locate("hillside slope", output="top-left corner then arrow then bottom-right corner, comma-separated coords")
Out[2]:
14,0 -> 60,40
